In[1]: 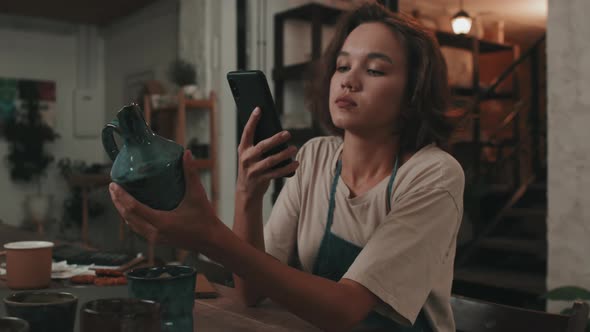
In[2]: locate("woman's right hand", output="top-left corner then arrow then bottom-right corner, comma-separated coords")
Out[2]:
236,107 -> 299,201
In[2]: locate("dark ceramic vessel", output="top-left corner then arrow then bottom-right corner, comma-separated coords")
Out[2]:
126,266 -> 197,332
102,104 -> 185,211
3,292 -> 77,332
0,317 -> 29,332
80,298 -> 161,332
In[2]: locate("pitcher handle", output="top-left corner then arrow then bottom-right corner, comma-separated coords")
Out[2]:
102,119 -> 121,162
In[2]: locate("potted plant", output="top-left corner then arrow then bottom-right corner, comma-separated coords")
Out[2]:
3,81 -> 59,233
168,59 -> 200,99
543,286 -> 590,331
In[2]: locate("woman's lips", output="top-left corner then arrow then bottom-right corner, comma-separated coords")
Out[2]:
335,96 -> 357,108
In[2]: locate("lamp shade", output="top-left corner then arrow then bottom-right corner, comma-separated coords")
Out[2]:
452,10 -> 472,34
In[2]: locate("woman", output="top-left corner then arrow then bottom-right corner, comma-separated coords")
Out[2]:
109,3 -> 464,332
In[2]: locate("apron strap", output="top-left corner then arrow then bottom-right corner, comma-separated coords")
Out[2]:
326,160 -> 342,232
328,155 -> 399,232
385,155 -> 399,213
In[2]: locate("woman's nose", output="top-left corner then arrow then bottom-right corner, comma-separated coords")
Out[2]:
340,73 -> 360,92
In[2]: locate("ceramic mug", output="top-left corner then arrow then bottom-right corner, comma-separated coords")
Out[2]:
0,316 -> 29,332
80,298 -> 161,332
3,292 -> 77,332
3,241 -> 53,290
126,265 -> 196,332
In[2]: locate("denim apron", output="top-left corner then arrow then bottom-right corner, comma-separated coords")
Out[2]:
311,157 -> 432,331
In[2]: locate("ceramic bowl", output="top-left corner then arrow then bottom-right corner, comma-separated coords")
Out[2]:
3,292 -> 77,332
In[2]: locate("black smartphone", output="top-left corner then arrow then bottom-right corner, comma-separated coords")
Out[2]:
227,70 -> 294,176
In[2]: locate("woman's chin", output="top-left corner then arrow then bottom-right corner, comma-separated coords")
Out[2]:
331,119 -> 350,131
331,114 -> 356,129
333,121 -> 364,134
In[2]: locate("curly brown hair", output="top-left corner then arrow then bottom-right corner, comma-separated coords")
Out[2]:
306,2 -> 452,153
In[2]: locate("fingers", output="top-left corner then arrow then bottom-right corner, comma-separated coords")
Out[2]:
262,159 -> 300,181
182,150 -> 212,203
255,130 -> 291,157
249,145 -> 298,177
110,184 -> 161,244
124,214 -> 162,245
240,130 -> 291,167
183,150 -> 201,184
109,183 -> 165,229
239,107 -> 261,152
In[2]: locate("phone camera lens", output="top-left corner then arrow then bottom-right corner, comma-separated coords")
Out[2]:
228,79 -> 240,98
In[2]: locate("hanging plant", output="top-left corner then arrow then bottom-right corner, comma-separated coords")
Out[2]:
4,80 -> 59,193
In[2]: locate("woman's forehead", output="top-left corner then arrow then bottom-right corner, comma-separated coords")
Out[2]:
340,22 -> 405,61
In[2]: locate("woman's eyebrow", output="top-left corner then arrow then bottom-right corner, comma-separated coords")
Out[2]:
367,52 -> 393,64
337,51 -> 393,64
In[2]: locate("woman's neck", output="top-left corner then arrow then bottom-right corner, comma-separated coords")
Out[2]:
340,132 -> 400,197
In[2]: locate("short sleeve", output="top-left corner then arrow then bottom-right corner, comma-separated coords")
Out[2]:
263,152 -> 304,265
342,187 -> 462,325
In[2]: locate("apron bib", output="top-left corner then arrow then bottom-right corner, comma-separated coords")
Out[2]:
312,157 -> 432,331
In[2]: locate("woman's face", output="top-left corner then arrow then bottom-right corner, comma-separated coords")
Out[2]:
329,22 -> 408,137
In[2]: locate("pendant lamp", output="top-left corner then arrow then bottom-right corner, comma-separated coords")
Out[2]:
451,0 -> 472,35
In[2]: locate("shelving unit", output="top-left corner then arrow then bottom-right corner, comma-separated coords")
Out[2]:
143,91 -> 219,212
272,3 -> 343,148
271,3 -> 344,202
438,29 -> 519,180
142,91 -> 219,264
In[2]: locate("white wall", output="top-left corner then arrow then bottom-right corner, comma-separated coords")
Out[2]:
547,0 -> 590,312
103,0 -> 179,123
0,17 -> 105,227
212,0 -> 237,225
0,0 -> 179,247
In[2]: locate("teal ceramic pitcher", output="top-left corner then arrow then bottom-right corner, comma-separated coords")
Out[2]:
102,104 -> 185,211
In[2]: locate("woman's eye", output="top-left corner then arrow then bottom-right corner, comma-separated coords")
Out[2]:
336,66 -> 349,72
367,69 -> 384,76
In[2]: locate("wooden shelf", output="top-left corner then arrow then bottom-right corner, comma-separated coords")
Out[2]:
185,99 -> 215,110
272,2 -> 341,203
454,267 -> 546,295
478,237 -> 546,257
451,86 -> 514,100
143,90 -> 219,213
143,90 -> 219,265
66,173 -> 111,188
436,30 -> 513,53
194,159 -> 214,169
151,98 -> 214,114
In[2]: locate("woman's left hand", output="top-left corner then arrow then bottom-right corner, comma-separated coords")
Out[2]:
109,150 -> 220,251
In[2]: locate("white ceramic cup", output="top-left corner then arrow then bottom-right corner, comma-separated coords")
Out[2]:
3,241 -> 54,289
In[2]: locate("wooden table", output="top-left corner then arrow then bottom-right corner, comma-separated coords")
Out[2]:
0,282 -> 322,332
194,285 -> 320,331
0,224 -> 382,331
66,173 -> 159,265
0,223 -> 318,331
65,173 -> 112,246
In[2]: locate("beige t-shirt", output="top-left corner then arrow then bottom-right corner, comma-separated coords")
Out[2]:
264,136 -> 464,332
